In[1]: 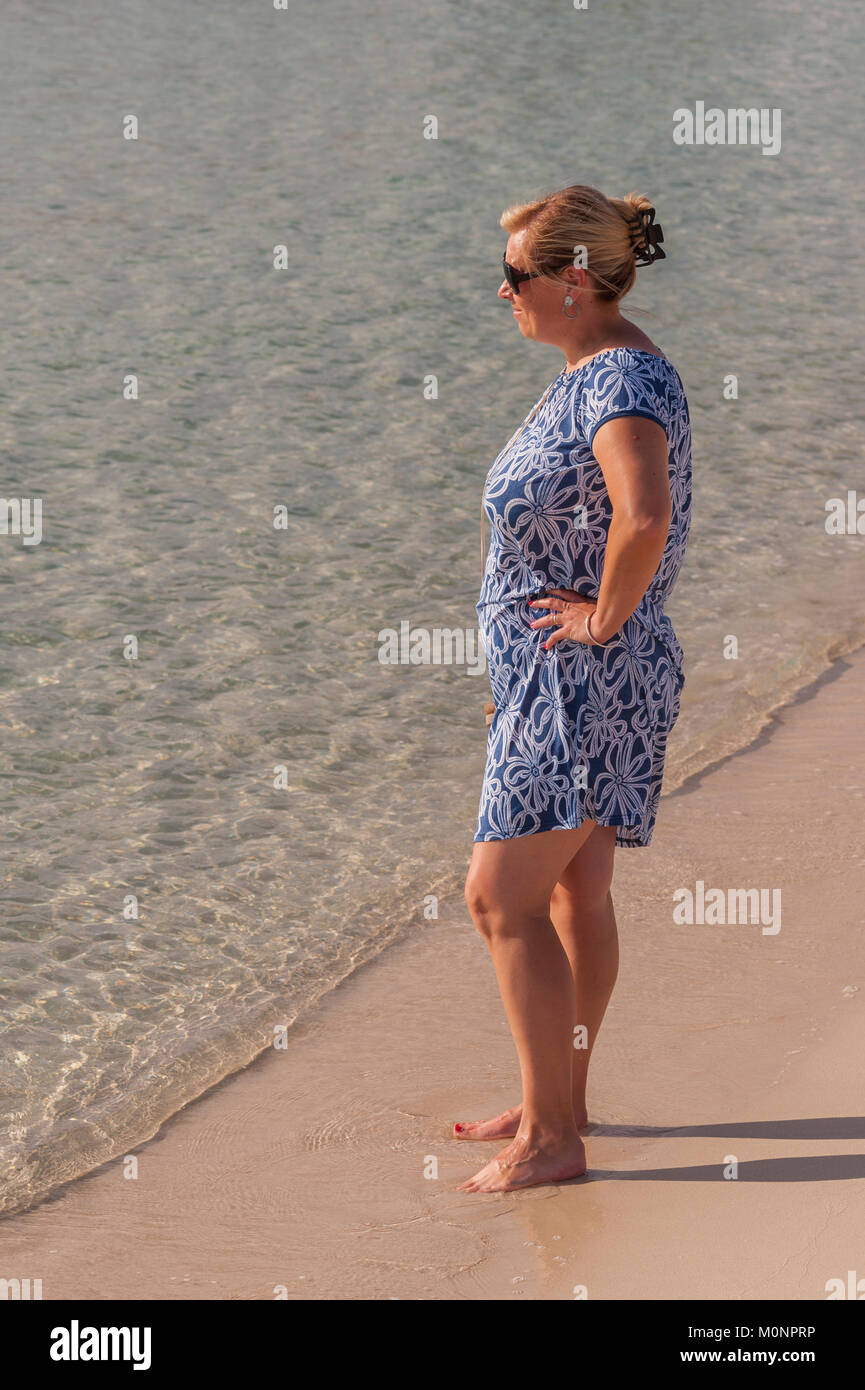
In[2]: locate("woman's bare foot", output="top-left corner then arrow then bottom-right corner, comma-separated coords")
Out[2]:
456,1129 -> 587,1193
453,1105 -> 522,1141
453,1102 -> 588,1140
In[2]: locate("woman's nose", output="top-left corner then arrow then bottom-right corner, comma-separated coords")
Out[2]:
498,280 -> 513,300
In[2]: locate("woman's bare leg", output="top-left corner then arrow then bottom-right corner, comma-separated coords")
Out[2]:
553,825 -> 619,1124
457,822 -> 597,1192
455,824 -> 618,1142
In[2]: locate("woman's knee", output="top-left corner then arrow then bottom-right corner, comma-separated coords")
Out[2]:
464,868 -> 496,934
464,868 -> 535,939
551,873 -> 613,920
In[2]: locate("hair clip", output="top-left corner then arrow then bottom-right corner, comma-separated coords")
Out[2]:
633,206 -> 666,267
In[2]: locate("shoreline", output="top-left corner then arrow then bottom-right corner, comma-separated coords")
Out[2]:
1,645 -> 864,1297
664,631 -> 865,798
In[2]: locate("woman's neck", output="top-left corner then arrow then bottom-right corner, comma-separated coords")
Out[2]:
560,310 -> 643,373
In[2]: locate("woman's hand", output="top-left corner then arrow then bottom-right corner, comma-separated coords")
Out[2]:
528,589 -> 603,648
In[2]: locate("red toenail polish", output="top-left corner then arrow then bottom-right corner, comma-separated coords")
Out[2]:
455,1123 -> 463,1132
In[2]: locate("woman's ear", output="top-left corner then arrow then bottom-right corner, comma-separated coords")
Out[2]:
561,263 -> 587,289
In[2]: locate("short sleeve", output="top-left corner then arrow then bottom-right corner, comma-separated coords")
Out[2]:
577,351 -> 670,449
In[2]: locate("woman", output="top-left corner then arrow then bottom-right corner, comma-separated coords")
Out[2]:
457,184 -> 691,1193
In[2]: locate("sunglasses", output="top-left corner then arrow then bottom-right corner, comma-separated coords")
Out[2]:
502,254 -> 570,295
502,256 -> 543,296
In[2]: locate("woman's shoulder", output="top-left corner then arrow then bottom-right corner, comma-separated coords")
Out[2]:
581,345 -> 677,378
574,348 -> 685,444
579,346 -> 685,401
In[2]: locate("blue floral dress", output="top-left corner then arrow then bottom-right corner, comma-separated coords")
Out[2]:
475,348 -> 691,847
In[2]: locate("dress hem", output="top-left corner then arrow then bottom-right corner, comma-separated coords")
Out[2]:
473,815 -> 653,848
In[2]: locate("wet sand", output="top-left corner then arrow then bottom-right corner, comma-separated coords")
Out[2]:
2,649 -> 864,1300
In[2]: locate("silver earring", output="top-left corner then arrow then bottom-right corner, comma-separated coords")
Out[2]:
562,293 -> 581,319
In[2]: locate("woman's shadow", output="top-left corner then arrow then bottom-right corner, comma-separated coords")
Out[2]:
580,1116 -> 865,1183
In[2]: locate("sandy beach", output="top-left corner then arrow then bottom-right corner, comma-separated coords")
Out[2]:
2,647 -> 864,1301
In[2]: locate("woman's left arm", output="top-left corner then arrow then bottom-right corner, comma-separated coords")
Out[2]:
584,415 -> 672,642
531,416 -> 671,646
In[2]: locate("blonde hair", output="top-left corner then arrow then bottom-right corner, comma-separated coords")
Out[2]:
500,185 -> 659,301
